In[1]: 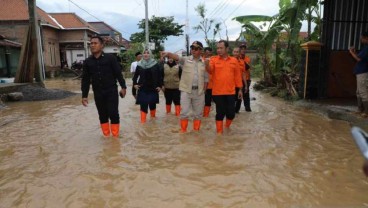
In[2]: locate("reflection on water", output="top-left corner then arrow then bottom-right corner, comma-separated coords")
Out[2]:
0,78 -> 367,207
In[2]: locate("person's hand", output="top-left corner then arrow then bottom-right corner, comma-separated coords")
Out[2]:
119,88 -> 126,98
160,51 -> 167,58
161,86 -> 165,92
134,85 -> 140,90
156,87 -> 161,92
204,58 -> 210,66
82,98 -> 88,107
238,90 -> 243,100
349,46 -> 356,54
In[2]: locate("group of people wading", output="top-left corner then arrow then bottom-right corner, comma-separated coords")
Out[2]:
81,35 -> 252,138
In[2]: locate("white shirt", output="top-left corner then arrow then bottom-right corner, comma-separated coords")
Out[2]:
130,61 -> 138,73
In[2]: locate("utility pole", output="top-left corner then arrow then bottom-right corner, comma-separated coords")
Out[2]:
15,0 -> 44,85
185,0 -> 189,56
145,0 -> 149,49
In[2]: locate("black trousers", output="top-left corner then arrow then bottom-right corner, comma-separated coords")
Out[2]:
212,95 -> 235,121
235,80 -> 251,112
244,80 -> 251,110
235,86 -> 242,113
205,89 -> 212,107
164,88 -> 180,105
140,103 -> 156,113
94,88 -> 120,124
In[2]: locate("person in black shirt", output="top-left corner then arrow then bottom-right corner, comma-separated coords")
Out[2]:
81,35 -> 127,138
133,49 -> 163,123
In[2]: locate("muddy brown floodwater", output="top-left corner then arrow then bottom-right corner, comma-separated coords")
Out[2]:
0,78 -> 368,208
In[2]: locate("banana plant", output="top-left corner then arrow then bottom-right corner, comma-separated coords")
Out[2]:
233,14 -> 284,85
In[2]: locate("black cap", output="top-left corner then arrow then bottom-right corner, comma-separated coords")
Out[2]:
190,41 -> 203,49
135,52 -> 142,57
239,43 -> 247,48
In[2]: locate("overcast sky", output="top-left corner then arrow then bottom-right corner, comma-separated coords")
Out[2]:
36,0 -> 281,52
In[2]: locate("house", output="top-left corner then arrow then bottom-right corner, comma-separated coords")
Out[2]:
89,21 -> 130,52
0,0 -> 128,77
317,0 -> 368,98
89,21 -> 127,54
0,35 -> 21,77
48,13 -> 98,68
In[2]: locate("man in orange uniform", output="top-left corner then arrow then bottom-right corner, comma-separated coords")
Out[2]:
233,47 -> 247,113
240,43 -> 252,112
205,40 -> 243,134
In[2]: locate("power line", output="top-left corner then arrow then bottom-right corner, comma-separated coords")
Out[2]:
223,0 -> 248,22
207,0 -> 227,18
68,0 -> 102,22
67,0 -> 132,36
209,0 -> 231,19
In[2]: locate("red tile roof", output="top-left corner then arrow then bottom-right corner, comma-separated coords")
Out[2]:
37,8 -> 60,29
49,13 -> 97,31
0,0 -> 29,20
0,0 -> 60,29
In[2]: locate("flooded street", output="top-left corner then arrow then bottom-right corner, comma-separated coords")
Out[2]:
1,78 -> 368,208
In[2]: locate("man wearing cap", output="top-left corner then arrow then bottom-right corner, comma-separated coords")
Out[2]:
205,40 -> 243,134
240,43 -> 252,112
161,41 -> 208,132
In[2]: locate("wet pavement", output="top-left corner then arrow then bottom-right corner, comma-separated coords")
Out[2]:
0,78 -> 368,208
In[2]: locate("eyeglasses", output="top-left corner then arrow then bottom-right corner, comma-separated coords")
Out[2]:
191,47 -> 201,51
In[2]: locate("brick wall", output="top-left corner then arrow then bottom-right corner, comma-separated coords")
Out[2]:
0,22 -> 28,43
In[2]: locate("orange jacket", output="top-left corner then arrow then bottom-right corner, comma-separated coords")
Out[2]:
243,56 -> 251,81
209,55 -> 243,95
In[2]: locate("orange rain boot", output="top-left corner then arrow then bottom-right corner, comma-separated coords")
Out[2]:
225,119 -> 232,128
180,119 -> 188,133
140,111 -> 147,123
100,123 -> 110,137
175,105 -> 181,116
111,123 -> 120,138
216,120 -> 223,134
166,105 -> 171,114
203,106 -> 210,117
150,109 -> 156,118
193,120 -> 201,131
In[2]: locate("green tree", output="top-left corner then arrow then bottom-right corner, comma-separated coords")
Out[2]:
120,42 -> 144,73
193,3 -> 221,47
234,0 -> 322,85
130,16 -> 184,54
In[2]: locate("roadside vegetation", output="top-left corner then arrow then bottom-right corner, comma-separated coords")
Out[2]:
122,0 -> 322,100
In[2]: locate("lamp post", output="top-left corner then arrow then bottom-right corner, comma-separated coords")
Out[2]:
144,0 -> 149,49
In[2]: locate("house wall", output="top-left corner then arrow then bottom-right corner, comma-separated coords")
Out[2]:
104,46 -> 120,54
321,0 -> 368,98
0,22 -> 28,43
41,27 -> 60,71
59,30 -> 85,42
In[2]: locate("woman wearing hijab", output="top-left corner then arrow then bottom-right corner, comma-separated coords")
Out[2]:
133,49 -> 163,123
161,56 -> 182,116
